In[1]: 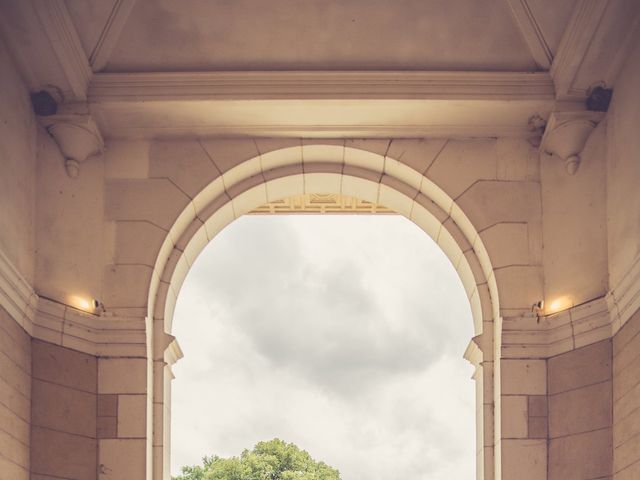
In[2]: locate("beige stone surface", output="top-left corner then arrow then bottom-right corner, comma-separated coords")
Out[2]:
457,181 -> 541,232
117,394 -> 147,438
106,178 -> 191,231
428,139 -> 497,199
97,416 -> 117,439
200,139 -> 260,175
259,145 -> 303,172
0,455 -> 29,480
31,426 -> 97,480
104,140 -> 150,179
1,2 -> 640,478
99,358 -> 147,394
31,379 -> 96,438
0,41 -> 37,288
613,310 -> 640,478
98,394 -> 118,417
528,395 -> 547,417
98,438 -> 146,479
501,359 -> 547,395
496,138 -> 539,182
549,380 -> 612,438
501,395 -> 528,438
113,221 -> 167,267
149,140 -> 221,198
493,265 -> 544,312
386,138 -> 446,175
344,139 -> 390,157
502,439 -> 547,479
541,121 -> 608,308
548,340 -> 612,395
528,416 -> 548,439
35,131 -> 107,307
549,427 -> 612,480
0,307 -> 30,480
479,223 -> 530,269
32,339 -> 96,393
104,0 -> 538,72
103,264 -> 154,308
607,40 -> 640,291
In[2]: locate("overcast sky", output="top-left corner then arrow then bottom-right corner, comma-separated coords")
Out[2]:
171,215 -> 475,479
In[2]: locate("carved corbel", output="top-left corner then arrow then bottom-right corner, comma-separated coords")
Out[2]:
38,103 -> 104,178
165,334 -> 184,367
539,111 -> 605,175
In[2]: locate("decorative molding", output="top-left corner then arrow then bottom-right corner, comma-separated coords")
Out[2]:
34,297 -> 147,357
101,123 -> 544,140
539,110 -> 605,174
89,0 -> 138,72
251,194 -> 394,214
501,267 -> 640,357
608,255 -> 640,335
463,337 -> 483,371
504,0 -> 553,69
0,250 -> 146,357
502,295 -> 613,358
32,0 -> 92,100
551,0 -> 609,99
38,104 -> 105,178
88,71 -> 556,101
0,249 -> 37,335
165,337 -> 184,368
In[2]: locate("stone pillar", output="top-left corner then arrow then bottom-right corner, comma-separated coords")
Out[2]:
465,336 -> 495,480
151,317 -> 183,480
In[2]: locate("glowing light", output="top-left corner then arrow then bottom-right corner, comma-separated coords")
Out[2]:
546,296 -> 573,314
69,295 -> 92,312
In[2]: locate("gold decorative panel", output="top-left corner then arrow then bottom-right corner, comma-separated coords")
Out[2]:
250,194 -> 395,214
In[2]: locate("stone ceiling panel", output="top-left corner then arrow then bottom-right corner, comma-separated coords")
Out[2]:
525,0 -> 579,57
103,0 -> 538,72
64,0 -> 118,60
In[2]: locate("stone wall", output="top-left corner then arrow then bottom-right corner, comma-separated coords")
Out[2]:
548,340 -> 612,479
30,339 -> 97,479
0,306 -> 31,480
613,309 -> 640,479
606,38 -> 640,293
0,39 -> 37,285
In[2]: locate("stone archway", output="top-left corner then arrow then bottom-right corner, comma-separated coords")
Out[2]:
146,144 -> 501,480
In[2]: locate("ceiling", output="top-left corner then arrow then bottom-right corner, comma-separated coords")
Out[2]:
1,0 -> 638,139
67,0 -> 559,72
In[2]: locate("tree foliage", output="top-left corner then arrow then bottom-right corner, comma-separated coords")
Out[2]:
173,439 -> 341,480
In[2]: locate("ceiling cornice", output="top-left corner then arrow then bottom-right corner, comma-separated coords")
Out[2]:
32,0 -> 92,100
98,123 -> 541,140
551,0 -> 609,99
89,0 -> 138,72
88,70 -> 556,102
504,0 -> 553,69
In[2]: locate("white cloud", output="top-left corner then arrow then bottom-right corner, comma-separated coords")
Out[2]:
171,215 -> 475,479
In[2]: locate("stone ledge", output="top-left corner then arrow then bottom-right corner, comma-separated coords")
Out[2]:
502,296 -> 614,359
0,249 -> 37,336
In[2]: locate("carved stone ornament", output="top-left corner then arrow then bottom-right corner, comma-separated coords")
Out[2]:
539,111 -> 605,175
39,106 -> 104,178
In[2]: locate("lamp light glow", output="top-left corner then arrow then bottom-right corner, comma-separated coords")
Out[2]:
546,296 -> 573,314
69,295 -> 92,312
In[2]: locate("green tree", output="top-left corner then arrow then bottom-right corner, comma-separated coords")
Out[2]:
173,439 -> 341,480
